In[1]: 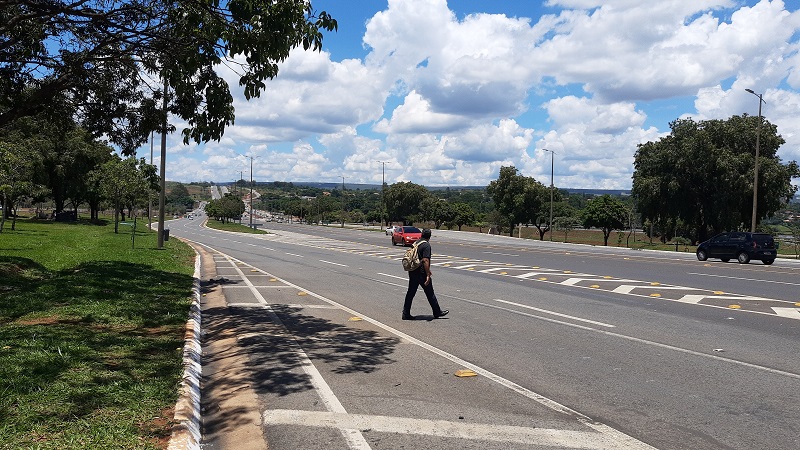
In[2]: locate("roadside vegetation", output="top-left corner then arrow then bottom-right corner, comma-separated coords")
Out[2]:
0,217 -> 196,449
204,217 -> 268,234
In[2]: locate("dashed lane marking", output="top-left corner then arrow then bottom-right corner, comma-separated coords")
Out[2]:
197,230 -> 800,321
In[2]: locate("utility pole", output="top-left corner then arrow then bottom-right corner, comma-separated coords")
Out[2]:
246,156 -> 257,228
377,161 -> 388,227
745,88 -> 765,233
543,149 -> 555,241
341,176 -> 346,228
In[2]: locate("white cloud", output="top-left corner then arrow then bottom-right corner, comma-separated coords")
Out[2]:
137,0 -> 800,191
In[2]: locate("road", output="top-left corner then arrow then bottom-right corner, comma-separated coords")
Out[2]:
170,212 -> 800,450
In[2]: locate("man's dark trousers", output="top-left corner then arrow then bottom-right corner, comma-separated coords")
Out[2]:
403,269 -> 443,317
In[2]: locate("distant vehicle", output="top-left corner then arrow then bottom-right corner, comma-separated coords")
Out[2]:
386,226 -> 400,235
696,232 -> 777,265
392,226 -> 422,246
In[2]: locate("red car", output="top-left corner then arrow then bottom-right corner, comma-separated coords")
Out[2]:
392,226 -> 423,246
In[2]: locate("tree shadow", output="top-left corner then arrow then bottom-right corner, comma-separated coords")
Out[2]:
0,259 -> 194,437
201,303 -> 401,400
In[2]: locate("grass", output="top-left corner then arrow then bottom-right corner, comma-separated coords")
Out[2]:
203,218 -> 268,234
0,217 -> 196,449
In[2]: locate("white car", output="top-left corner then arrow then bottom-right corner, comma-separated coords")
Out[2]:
385,226 -> 400,235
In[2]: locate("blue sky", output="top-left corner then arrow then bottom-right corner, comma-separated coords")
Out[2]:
144,0 -> 800,190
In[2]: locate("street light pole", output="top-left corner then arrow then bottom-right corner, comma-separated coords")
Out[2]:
341,176 -> 346,228
543,148 -> 555,241
245,155 -> 257,228
377,161 -> 387,227
745,89 -> 765,233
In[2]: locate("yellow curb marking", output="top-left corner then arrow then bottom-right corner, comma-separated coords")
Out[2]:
603,276 -> 613,279
650,293 -> 662,297
499,272 -> 508,275
590,285 -> 600,289
728,304 -> 741,309
714,291 -> 724,295
348,317 -> 363,322
650,282 -> 660,286
298,292 -> 308,296
538,277 -> 548,281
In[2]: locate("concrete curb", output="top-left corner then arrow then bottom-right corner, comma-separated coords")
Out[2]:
167,252 -> 202,450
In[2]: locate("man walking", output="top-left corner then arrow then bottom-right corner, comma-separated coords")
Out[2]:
403,228 -> 448,320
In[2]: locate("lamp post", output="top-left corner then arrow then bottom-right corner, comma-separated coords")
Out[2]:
543,148 -> 555,241
245,155 -> 258,228
745,89 -> 765,233
377,161 -> 388,227
341,176 -> 346,228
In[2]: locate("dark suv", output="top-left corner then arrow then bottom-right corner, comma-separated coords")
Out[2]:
696,232 -> 776,265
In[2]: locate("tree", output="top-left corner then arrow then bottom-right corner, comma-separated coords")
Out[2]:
92,156 -> 156,233
0,141 -> 42,231
632,116 -> 799,243
582,195 -> 628,246
554,215 -> 582,243
206,193 -> 245,223
167,182 -> 195,214
451,203 -> 476,231
531,187 -> 563,240
487,166 -> 546,236
384,182 -> 429,225
420,196 -> 453,229
1,1 -> 338,153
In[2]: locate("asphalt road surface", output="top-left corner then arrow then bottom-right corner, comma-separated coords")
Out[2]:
171,211 -> 800,450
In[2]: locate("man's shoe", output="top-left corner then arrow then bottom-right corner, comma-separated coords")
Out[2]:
402,314 -> 416,320
435,310 -> 449,318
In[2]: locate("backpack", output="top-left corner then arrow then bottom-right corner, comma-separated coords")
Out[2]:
402,240 -> 423,271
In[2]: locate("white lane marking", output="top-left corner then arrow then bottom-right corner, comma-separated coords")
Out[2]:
223,255 -> 370,449
688,272 -> 800,287
493,299 -> 616,328
263,409 -> 630,449
773,307 -> 800,319
285,252 -> 304,258
262,270 -> 655,449
561,277 -> 638,286
320,260 -> 348,267
377,272 -> 407,281
447,295 -> 800,381
612,285 -> 692,294
483,251 -> 519,257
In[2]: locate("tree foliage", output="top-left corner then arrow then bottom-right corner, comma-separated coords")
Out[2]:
486,166 -> 546,236
1,0 -> 337,153
582,194 -> 628,246
451,202 -> 476,231
384,182 -> 429,225
205,193 -> 245,223
91,156 -> 158,232
632,116 -> 799,243
0,140 -> 42,231
420,196 -> 454,229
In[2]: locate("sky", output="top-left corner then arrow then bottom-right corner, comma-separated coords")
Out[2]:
140,0 -> 800,190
